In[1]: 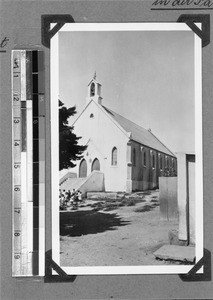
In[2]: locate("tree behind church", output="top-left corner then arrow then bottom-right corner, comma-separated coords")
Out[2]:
59,100 -> 87,171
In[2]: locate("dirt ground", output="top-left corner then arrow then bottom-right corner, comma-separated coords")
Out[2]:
60,190 -> 179,267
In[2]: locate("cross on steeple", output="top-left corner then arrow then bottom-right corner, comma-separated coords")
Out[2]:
93,71 -> 96,80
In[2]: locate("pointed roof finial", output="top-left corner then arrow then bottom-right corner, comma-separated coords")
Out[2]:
93,71 -> 96,80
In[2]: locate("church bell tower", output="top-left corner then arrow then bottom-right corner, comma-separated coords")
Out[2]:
86,72 -> 103,105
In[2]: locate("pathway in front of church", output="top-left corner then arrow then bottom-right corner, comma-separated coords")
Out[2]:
60,190 -> 180,267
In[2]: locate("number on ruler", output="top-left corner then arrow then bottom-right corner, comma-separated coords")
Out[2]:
14,232 -> 20,237
14,164 -> 20,169
14,141 -> 20,147
14,254 -> 20,259
14,119 -> 20,124
14,186 -> 20,192
13,58 -> 19,69
13,95 -> 20,102
14,209 -> 21,214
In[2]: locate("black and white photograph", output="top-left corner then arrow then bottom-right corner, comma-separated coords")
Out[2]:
3,0 -> 213,298
51,23 -> 203,275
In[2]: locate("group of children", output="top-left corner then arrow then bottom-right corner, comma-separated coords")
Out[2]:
59,188 -> 83,210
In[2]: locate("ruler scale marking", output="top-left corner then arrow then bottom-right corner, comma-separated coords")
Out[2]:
20,50 -> 28,275
32,50 -> 39,275
12,50 -> 44,277
26,51 -> 33,273
12,51 -> 22,276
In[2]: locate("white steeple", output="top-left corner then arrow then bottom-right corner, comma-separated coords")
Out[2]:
86,72 -> 103,105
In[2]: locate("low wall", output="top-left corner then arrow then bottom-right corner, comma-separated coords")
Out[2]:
159,177 -> 178,220
80,171 -> 105,196
59,172 -> 77,185
87,192 -> 117,200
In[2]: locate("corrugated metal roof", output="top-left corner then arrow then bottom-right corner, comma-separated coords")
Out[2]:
102,105 -> 175,157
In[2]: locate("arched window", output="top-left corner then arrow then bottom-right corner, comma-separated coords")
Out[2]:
91,158 -> 100,172
132,148 -> 136,166
79,159 -> 87,178
111,147 -> 117,166
90,82 -> 95,96
143,150 -> 146,167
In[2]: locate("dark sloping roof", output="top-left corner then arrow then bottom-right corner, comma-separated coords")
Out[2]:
102,105 -> 175,157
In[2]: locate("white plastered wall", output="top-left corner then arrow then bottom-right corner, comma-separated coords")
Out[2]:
69,101 -> 129,192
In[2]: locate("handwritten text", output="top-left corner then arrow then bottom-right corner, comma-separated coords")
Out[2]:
0,36 -> 9,51
152,0 -> 213,7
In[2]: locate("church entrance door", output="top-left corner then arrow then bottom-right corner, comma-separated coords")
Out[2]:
79,159 -> 87,177
91,158 -> 100,172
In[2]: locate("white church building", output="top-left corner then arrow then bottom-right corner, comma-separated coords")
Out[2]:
61,76 -> 177,193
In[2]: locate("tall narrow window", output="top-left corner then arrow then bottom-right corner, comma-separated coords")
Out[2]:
168,157 -> 171,168
152,153 -> 155,168
165,156 -> 168,168
143,150 -> 146,167
172,158 -> 175,169
160,154 -> 163,169
133,148 -> 136,166
79,159 -> 87,178
111,147 -> 117,166
91,158 -> 100,171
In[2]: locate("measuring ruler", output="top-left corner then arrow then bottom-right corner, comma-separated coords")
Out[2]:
12,50 -> 45,276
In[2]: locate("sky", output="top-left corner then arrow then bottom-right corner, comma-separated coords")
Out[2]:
59,29 -> 196,154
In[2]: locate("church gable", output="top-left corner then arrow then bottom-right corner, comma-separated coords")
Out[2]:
72,99 -> 130,144
72,74 -> 175,158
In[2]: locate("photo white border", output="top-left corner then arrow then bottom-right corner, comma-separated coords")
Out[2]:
51,23 -> 203,275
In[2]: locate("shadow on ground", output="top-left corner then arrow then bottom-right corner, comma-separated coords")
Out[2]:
60,210 -> 131,237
